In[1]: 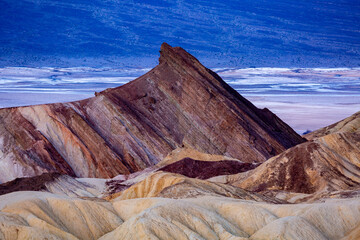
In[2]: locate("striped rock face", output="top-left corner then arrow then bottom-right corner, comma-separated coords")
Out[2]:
226,132 -> 360,193
0,43 -> 304,182
209,111 -> 360,202
0,111 -> 359,239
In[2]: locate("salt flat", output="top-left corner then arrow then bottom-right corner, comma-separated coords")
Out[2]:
0,67 -> 359,133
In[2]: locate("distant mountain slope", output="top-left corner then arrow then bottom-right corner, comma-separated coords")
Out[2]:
304,111 -> 360,140
0,43 -> 304,183
216,131 -> 360,198
1,0 -> 360,67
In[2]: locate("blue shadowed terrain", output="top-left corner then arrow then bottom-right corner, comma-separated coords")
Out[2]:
0,0 -> 360,67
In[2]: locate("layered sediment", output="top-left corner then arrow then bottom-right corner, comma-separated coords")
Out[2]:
0,44 -> 359,240
0,43 -> 304,182
0,191 -> 359,240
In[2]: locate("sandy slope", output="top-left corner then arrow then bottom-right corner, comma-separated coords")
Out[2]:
0,191 -> 359,240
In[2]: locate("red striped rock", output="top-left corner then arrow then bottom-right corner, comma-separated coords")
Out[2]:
0,43 -> 304,182
219,132 -> 360,196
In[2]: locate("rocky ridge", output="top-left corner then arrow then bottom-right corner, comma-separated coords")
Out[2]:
0,113 -> 359,239
210,111 -> 360,202
0,43 -> 304,183
0,44 -> 359,239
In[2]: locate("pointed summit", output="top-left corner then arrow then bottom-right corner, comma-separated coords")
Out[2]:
158,42 -> 218,84
0,44 -> 305,182
159,42 -> 174,63
159,42 -> 201,68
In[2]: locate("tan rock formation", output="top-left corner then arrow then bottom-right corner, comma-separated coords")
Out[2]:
0,43 -> 304,182
0,191 -> 359,240
99,196 -> 360,240
159,147 -> 243,166
0,191 -> 123,240
106,171 -> 280,203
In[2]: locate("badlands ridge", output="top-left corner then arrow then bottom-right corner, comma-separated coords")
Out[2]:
0,44 -> 359,239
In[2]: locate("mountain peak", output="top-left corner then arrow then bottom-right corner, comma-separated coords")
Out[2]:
160,42 -> 172,53
158,43 -> 207,75
159,42 -> 174,64
159,42 -> 194,66
0,44 -> 304,183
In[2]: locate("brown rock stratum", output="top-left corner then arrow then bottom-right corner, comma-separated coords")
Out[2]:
0,43 -> 304,182
104,147 -> 256,195
0,130 -> 358,239
0,43 -> 359,240
158,157 -> 258,179
211,113 -> 360,202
